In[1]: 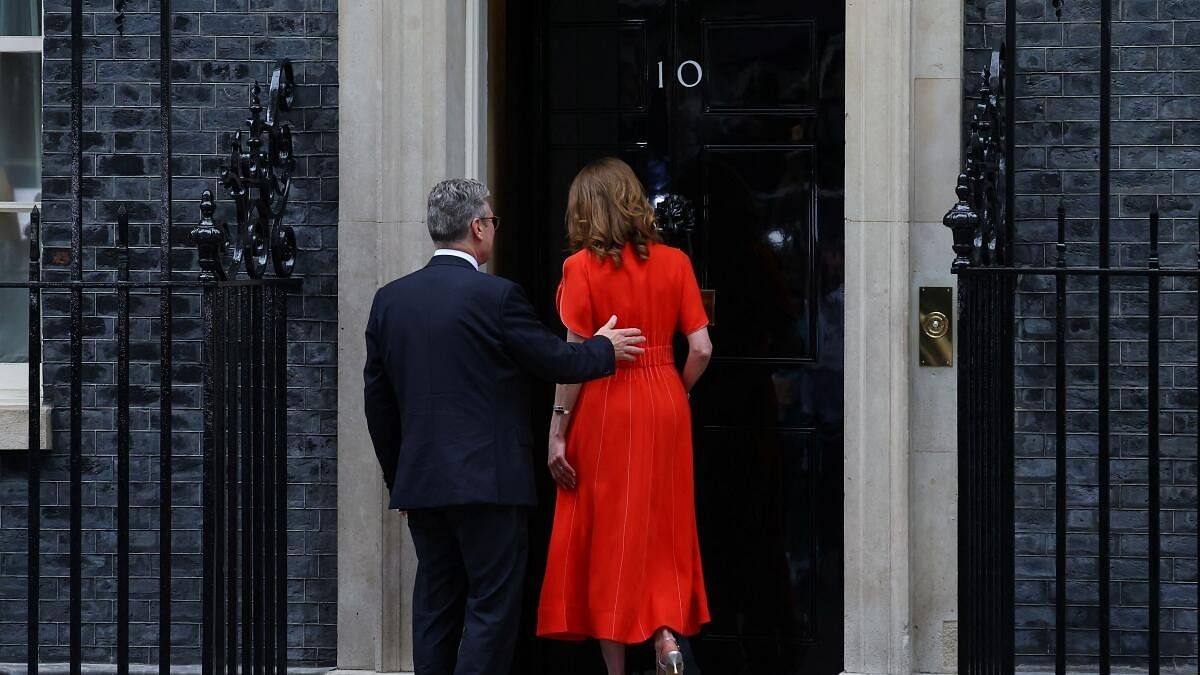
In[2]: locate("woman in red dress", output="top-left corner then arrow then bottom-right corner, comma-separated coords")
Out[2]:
537,158 -> 713,675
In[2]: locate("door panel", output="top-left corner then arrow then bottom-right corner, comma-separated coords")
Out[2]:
504,1 -> 844,672
702,22 -> 817,110
693,427 -> 820,641
699,146 -> 817,361
547,24 -> 648,112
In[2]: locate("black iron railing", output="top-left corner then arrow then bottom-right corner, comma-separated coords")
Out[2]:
195,193 -> 294,675
6,213 -> 296,674
2,1 -> 300,672
949,1 -> 1200,671
945,55 -> 1017,673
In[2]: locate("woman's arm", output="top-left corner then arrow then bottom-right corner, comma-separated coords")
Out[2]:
681,326 -> 713,392
547,330 -> 587,489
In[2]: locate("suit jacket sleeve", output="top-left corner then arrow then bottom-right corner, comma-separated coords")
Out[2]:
500,283 -> 616,383
363,293 -> 401,490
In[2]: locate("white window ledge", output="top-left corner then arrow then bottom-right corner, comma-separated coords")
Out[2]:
0,364 -> 51,451
0,36 -> 43,52
0,403 -> 51,451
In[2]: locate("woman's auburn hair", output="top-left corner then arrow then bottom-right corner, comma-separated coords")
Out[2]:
565,157 -> 660,265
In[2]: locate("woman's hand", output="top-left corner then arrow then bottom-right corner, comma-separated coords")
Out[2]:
547,434 -> 577,490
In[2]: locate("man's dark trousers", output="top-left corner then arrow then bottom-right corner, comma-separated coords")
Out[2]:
407,506 -> 527,675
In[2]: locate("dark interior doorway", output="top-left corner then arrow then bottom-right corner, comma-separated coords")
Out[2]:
497,2 -> 845,672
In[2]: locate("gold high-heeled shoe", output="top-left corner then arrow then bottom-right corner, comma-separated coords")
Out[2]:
655,629 -> 685,674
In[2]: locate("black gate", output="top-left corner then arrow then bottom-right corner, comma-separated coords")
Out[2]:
950,0 -> 1200,672
1,1 -> 300,672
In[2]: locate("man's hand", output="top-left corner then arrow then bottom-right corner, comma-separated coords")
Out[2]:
594,315 -> 645,362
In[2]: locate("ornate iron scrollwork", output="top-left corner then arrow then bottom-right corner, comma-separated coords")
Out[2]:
196,59 -> 298,280
944,49 -> 1008,271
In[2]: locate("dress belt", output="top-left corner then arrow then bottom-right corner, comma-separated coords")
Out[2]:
616,344 -> 674,369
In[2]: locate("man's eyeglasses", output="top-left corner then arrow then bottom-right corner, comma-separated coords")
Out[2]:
478,216 -> 501,230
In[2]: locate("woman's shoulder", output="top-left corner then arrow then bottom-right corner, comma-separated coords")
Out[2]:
562,249 -> 604,284
646,242 -> 690,266
563,248 -> 595,272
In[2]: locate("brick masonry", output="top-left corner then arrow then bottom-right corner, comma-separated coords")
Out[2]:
0,0 -> 337,667
966,0 -> 1200,668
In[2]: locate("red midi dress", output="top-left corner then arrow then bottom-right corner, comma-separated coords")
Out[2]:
537,242 -> 711,644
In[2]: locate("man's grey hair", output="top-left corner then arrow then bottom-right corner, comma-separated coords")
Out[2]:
426,178 -> 491,244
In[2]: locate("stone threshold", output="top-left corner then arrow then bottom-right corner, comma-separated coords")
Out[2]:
3,662 -> 333,667
1017,662 -> 1195,667
326,671 -> 413,675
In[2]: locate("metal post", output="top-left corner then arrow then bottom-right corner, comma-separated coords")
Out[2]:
157,0 -> 176,667
263,284 -> 278,675
215,285 -> 228,673
1098,0 -> 1113,668
201,279 -> 218,675
226,286 -> 240,675
240,286 -> 254,675
68,2 -> 84,672
26,207 -> 42,673
276,285 -> 288,674
1148,208 -> 1161,674
1054,203 -> 1067,675
117,206 -> 132,675
253,285 -> 266,675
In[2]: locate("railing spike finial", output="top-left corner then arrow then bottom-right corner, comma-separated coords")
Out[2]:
117,204 -> 130,249
944,172 -> 980,272
29,206 -> 40,265
1056,200 -> 1067,268
193,190 -> 228,282
249,81 -> 263,115
1149,201 -> 1160,270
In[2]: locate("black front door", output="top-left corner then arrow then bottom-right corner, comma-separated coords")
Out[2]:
502,2 -> 844,673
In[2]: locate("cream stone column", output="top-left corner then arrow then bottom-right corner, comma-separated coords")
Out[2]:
843,0 -> 914,673
844,0 -> 963,671
908,0 -> 963,672
336,1 -> 474,672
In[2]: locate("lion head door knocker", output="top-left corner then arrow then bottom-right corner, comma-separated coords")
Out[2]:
653,192 -> 696,252
195,59 -> 298,279
652,192 -> 715,325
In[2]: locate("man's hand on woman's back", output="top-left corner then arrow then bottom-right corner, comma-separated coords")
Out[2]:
594,315 -> 645,362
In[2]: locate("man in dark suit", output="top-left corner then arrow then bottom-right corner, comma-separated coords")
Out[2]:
364,178 -> 645,675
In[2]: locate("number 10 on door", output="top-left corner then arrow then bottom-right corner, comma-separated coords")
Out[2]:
658,60 -> 704,88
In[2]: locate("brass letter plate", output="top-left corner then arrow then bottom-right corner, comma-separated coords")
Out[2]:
919,286 -> 953,367
700,289 -> 716,326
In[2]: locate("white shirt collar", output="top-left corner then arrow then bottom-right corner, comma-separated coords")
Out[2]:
432,248 -> 480,270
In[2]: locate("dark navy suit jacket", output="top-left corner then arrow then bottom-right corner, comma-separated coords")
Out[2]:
364,255 -> 616,510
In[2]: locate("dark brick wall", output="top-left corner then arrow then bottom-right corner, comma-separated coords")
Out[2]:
967,0 -> 1200,668
0,0 -> 337,667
